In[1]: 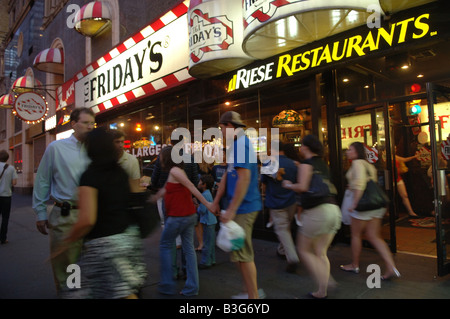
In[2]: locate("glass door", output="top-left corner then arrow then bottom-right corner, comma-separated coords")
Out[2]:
338,106 -> 393,247
388,86 -> 450,276
426,83 -> 450,276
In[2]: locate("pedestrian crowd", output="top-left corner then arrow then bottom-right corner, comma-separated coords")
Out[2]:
22,108 -> 398,299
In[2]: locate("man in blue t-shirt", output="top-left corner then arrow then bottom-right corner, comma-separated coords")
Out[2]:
261,141 -> 299,273
213,111 -> 263,299
211,148 -> 228,210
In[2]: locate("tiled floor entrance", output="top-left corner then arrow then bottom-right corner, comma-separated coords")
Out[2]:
382,215 -> 437,257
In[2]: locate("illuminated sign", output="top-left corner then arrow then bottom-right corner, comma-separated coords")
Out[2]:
189,9 -> 233,63
56,129 -> 74,140
128,144 -> 168,158
340,113 -> 372,150
56,77 -> 75,110
229,12 -> 435,91
74,2 -> 191,113
45,115 -> 57,131
13,92 -> 48,124
188,0 -> 254,78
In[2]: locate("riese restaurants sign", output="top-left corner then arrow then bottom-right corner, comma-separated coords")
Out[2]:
228,11 -> 439,91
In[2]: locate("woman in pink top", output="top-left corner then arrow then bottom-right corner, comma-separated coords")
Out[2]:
150,146 -> 214,296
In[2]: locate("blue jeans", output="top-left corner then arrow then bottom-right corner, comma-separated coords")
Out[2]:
200,223 -> 216,266
159,214 -> 198,296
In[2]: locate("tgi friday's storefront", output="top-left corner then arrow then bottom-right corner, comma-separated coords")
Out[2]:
61,0 -> 450,275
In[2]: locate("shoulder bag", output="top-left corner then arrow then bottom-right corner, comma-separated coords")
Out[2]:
301,169 -> 337,209
355,165 -> 389,211
128,190 -> 160,238
0,164 -> 9,179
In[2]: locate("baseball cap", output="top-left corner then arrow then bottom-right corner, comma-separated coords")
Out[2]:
219,111 -> 246,127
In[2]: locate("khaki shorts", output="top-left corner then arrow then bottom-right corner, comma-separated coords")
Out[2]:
299,204 -> 341,238
230,211 -> 259,263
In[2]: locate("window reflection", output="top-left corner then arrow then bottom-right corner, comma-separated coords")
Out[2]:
101,79 -> 329,175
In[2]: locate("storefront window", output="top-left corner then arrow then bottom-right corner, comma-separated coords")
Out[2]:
215,80 -> 317,162
14,116 -> 22,134
14,146 -> 22,174
100,77 -> 333,176
336,63 -> 407,106
259,81 -> 311,155
0,110 -> 6,140
337,41 -> 450,106
33,136 -> 46,173
102,92 -> 188,176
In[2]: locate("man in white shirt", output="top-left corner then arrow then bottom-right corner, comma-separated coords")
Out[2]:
111,130 -> 141,192
0,150 -> 18,245
32,107 -> 95,295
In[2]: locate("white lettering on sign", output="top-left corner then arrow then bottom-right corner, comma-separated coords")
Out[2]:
75,16 -> 189,109
229,62 -> 275,90
128,144 -> 167,158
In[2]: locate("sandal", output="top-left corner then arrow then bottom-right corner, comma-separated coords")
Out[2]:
339,264 -> 360,274
381,267 -> 401,280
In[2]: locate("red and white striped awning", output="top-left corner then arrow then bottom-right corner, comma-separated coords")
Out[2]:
73,0 -> 192,115
0,94 -> 14,109
33,48 -> 64,74
74,1 -> 112,37
11,76 -> 43,93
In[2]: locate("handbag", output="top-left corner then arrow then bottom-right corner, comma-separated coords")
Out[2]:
301,170 -> 337,209
355,166 -> 389,212
128,190 -> 160,238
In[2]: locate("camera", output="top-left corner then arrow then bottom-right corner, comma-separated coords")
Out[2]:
61,202 -> 71,216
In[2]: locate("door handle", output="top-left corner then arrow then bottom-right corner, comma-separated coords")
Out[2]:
438,170 -> 446,197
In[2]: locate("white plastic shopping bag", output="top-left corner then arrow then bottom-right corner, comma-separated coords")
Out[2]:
216,220 -> 245,252
340,189 -> 353,225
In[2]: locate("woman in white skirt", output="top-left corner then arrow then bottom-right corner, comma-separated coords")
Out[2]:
283,135 -> 341,299
340,142 -> 400,280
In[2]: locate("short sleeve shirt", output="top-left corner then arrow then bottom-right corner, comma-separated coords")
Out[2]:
0,163 -> 18,197
261,155 -> 297,209
80,165 -> 131,240
119,152 -> 140,180
226,133 -> 262,214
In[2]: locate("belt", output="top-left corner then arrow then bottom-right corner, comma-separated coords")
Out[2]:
54,201 -> 79,210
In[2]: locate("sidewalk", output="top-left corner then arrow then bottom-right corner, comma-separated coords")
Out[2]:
1,193 -> 450,300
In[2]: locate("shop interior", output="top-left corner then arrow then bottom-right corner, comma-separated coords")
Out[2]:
335,38 -> 450,259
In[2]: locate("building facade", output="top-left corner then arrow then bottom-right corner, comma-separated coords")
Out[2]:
1,0 -> 449,275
